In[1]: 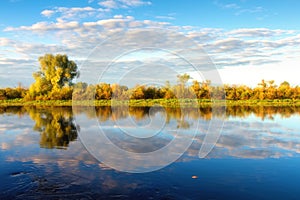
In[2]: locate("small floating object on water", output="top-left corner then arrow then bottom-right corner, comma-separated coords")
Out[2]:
192,175 -> 198,179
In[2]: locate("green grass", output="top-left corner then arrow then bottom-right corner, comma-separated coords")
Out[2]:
1,98 -> 300,107
0,99 -> 73,106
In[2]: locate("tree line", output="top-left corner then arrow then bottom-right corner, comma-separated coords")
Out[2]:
1,54 -> 299,101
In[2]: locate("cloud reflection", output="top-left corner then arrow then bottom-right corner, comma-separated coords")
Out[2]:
1,105 -> 300,198
0,105 -> 300,168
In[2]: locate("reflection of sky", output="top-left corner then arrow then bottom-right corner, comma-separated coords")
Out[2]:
1,108 -> 300,199
1,110 -> 300,162
273,114 -> 300,132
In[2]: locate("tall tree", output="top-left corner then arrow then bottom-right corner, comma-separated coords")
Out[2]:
176,73 -> 191,98
26,54 -> 78,100
177,73 -> 191,86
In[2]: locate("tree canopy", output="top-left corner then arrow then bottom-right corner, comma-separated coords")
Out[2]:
26,54 -> 78,100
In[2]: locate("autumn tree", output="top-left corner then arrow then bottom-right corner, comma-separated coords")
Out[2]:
95,83 -> 112,100
0,89 -> 6,100
130,85 -> 145,99
175,73 -> 191,98
26,54 -> 78,100
111,83 -> 128,99
198,80 -> 211,99
265,80 -> 277,99
162,81 -> 175,99
72,82 -> 88,100
277,81 -> 292,99
191,80 -> 201,98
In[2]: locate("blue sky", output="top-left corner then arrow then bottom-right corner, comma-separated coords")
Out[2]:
1,0 -> 300,87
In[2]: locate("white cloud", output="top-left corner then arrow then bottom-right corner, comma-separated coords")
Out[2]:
113,14 -> 123,19
39,6 -> 110,22
200,28 -> 300,75
2,11 -> 300,87
227,28 -> 295,38
0,37 -> 16,46
4,21 -> 80,32
223,3 -> 240,9
218,57 -> 300,87
41,9 -> 55,17
99,0 -> 118,8
98,0 -> 151,9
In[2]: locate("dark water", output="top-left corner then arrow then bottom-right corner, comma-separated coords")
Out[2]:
1,106 -> 300,199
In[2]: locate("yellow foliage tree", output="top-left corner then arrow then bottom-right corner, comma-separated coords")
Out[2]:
26,54 -> 78,100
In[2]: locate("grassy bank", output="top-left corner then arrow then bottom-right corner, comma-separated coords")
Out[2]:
1,98 -> 300,107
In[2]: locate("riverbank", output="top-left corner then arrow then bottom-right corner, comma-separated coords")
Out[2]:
1,99 -> 300,107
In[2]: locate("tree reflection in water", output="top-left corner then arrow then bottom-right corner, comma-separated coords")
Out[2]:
1,105 -> 300,149
27,106 -> 77,149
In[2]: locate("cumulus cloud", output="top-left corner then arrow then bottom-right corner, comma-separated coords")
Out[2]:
39,6 -> 110,22
41,9 -> 55,17
3,7 -> 300,86
0,37 -> 17,46
0,36 -> 70,87
5,21 -> 80,32
38,0 -> 151,22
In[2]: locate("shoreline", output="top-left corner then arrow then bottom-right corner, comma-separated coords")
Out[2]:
1,99 -> 300,107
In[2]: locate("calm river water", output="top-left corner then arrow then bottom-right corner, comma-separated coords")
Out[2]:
0,106 -> 300,199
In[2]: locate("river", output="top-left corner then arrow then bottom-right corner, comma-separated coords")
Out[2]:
1,106 -> 300,199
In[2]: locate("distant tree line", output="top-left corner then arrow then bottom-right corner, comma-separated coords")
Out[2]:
0,84 -> 27,100
1,54 -> 300,101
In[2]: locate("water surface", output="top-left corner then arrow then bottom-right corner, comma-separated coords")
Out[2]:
1,106 -> 300,199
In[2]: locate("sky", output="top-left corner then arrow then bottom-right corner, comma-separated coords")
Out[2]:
0,0 -> 300,87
